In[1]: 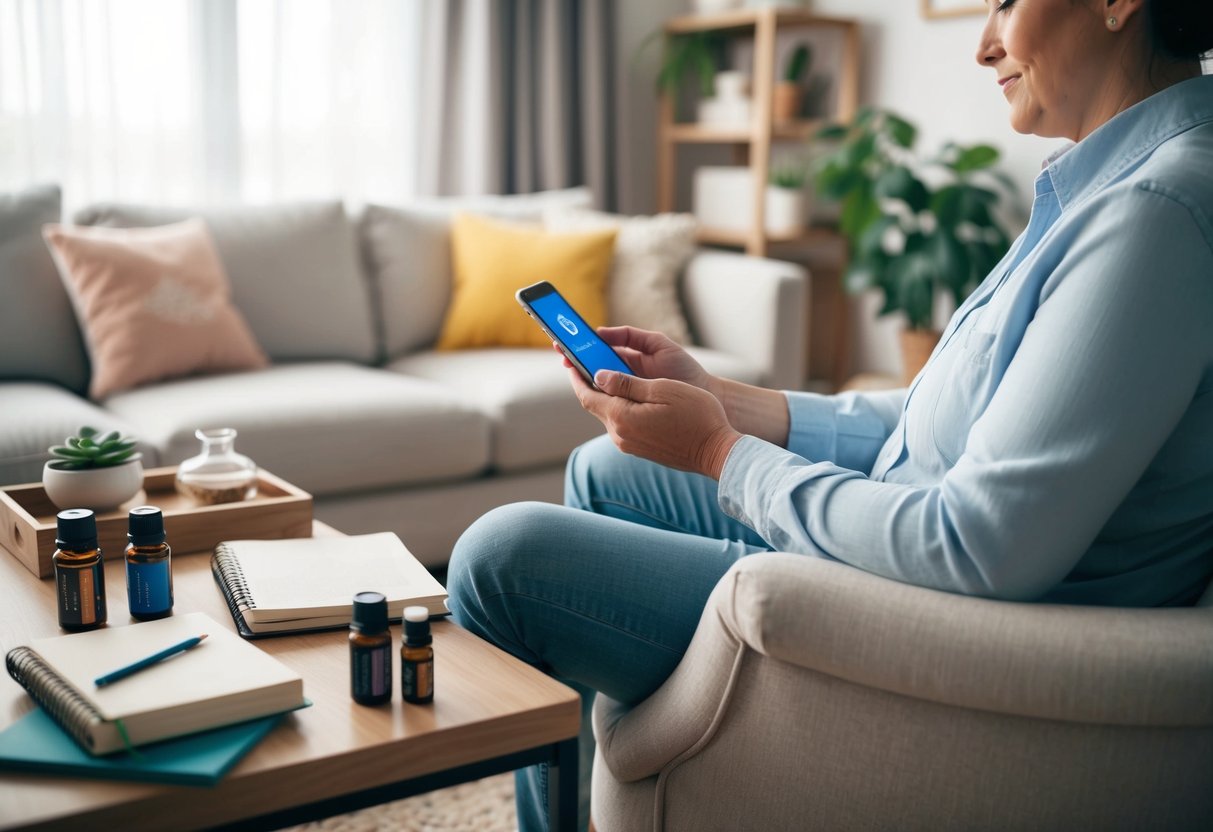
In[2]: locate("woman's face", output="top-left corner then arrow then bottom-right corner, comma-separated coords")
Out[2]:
976,0 -> 1118,141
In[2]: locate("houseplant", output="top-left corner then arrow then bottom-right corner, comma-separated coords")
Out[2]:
43,426 -> 143,511
813,108 -> 1013,382
773,43 -> 813,122
767,163 -> 809,235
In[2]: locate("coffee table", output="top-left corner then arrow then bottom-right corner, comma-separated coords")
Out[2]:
0,523 -> 581,831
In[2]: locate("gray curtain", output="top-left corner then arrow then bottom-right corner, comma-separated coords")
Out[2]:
416,0 -> 616,209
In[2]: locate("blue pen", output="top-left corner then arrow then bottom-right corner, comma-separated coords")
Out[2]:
94,634 -> 209,687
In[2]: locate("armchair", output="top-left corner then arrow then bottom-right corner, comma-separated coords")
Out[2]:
592,554 -> 1213,831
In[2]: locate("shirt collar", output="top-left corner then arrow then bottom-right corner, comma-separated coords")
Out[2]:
1040,74 -> 1213,210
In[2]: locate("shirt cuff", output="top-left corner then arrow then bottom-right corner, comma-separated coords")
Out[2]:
783,391 -> 838,461
717,434 -> 790,532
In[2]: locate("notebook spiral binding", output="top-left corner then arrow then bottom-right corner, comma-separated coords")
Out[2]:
211,542 -> 258,639
212,542 -> 257,612
5,646 -> 104,751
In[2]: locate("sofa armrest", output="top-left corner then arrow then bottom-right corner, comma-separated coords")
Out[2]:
595,554 -> 1213,782
681,251 -> 806,390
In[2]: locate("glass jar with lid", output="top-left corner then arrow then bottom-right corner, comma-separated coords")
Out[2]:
175,428 -> 258,505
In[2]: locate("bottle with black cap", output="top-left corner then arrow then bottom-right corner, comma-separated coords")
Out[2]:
53,508 -> 107,631
125,505 -> 173,621
401,605 -> 433,704
350,591 -> 392,705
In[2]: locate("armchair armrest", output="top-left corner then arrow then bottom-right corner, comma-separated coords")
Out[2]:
595,554 -> 1213,783
681,251 -> 806,390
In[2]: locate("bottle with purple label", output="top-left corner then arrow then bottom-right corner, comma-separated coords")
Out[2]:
125,506 -> 173,621
350,591 -> 392,706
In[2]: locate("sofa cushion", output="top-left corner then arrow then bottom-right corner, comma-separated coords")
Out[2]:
389,349 -> 602,472
73,201 -> 376,364
360,187 -> 594,360
0,383 -> 159,486
43,220 -> 268,400
0,184 -> 90,394
437,214 -> 617,351
388,346 -> 762,472
102,363 -> 490,496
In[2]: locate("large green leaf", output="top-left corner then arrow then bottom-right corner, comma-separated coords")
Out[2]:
874,166 -> 930,212
885,113 -> 917,149
815,123 -> 849,141
952,144 -> 1000,173
839,188 -> 881,241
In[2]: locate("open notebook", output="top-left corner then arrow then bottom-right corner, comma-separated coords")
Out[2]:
211,532 -> 448,638
4,612 -> 305,756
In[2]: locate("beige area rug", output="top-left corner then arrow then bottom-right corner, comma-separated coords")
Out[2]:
286,773 -> 516,832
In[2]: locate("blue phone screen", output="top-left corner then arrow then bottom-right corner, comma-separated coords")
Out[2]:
530,290 -> 633,378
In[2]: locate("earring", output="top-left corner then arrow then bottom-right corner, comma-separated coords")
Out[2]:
1107,15 -> 1118,29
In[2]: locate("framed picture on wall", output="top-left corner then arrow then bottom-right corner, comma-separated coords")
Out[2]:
921,0 -> 986,19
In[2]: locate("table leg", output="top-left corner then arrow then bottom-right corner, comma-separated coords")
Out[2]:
548,737 -> 579,832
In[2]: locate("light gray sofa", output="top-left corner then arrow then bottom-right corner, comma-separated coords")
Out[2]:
0,184 -> 807,566
591,555 -> 1213,831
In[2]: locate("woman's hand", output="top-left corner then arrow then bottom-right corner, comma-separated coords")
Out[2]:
569,367 -> 741,479
595,326 -> 721,398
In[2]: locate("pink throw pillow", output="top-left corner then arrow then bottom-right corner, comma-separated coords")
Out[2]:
43,219 -> 269,400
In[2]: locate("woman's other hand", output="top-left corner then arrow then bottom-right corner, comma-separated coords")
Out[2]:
570,367 -> 741,479
596,326 -> 721,397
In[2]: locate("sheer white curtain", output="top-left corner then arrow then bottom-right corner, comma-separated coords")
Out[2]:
0,0 -> 430,212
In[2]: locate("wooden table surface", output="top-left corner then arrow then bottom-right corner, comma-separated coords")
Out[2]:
0,524 -> 580,831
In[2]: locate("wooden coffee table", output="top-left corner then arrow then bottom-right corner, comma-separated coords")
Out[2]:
0,523 -> 581,831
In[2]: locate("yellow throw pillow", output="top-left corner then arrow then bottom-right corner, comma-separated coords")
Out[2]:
436,213 -> 617,350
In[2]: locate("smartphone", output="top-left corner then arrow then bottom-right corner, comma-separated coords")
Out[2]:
516,280 -> 634,389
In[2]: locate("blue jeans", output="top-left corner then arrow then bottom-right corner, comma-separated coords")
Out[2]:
446,435 -> 771,832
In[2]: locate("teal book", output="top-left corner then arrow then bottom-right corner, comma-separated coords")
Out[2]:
0,707 -> 282,787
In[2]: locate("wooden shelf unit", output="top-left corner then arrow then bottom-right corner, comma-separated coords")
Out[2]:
657,7 -> 861,257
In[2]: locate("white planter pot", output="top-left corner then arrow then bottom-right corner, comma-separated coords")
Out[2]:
765,186 -> 807,235
43,456 -> 144,513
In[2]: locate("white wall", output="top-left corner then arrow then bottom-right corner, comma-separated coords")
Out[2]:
614,2 -> 1063,379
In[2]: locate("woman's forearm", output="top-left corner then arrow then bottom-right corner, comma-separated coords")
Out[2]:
710,376 -> 790,448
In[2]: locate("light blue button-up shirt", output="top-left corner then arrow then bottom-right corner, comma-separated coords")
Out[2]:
719,75 -> 1213,606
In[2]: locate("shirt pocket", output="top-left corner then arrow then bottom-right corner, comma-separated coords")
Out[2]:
930,329 -> 996,467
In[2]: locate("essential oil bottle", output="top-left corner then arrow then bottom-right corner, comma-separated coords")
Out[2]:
53,509 -> 107,631
125,506 -> 173,621
401,605 -> 434,704
350,591 -> 392,706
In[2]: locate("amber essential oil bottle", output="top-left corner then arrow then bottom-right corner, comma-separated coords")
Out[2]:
53,509 -> 107,631
350,591 -> 392,705
125,506 -> 173,621
401,605 -> 434,704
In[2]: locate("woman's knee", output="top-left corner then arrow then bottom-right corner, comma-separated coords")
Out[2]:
447,501 -> 568,618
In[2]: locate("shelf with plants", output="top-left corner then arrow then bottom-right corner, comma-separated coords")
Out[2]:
656,7 -> 861,257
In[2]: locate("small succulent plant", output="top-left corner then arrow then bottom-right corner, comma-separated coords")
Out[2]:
48,426 -> 139,470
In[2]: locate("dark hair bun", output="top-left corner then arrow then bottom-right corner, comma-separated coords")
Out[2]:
1149,0 -> 1213,60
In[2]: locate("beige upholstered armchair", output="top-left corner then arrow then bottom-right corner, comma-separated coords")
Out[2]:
591,554 -> 1213,831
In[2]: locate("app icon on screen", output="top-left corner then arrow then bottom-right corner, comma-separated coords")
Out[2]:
557,314 -> 578,336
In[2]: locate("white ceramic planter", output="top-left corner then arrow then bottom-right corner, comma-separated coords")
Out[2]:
43,456 -> 144,512
765,186 -> 807,235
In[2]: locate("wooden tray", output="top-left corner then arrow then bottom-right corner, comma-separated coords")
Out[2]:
0,467 -> 313,579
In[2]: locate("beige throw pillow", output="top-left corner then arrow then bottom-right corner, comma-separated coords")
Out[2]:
43,219 -> 268,400
544,207 -> 698,344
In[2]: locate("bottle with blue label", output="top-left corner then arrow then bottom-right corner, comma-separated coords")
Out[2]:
125,506 -> 173,621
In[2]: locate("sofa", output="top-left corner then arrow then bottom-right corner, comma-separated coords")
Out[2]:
591,555 -> 1213,831
0,184 -> 807,566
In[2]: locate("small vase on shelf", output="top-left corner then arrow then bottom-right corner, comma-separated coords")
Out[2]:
175,428 -> 258,505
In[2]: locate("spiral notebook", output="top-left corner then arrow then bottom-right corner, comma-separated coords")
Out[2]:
211,532 -> 448,638
4,612 -> 306,756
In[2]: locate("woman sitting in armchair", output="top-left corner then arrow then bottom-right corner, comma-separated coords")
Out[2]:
449,2 -> 1213,830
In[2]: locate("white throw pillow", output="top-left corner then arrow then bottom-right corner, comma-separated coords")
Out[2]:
543,207 -> 697,344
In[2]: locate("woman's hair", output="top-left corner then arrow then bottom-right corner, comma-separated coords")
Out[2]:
1148,1 -> 1213,61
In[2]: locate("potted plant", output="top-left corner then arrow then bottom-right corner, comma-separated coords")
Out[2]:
813,108 -> 1014,383
774,44 -> 813,123
43,426 -> 143,512
767,163 -> 809,235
